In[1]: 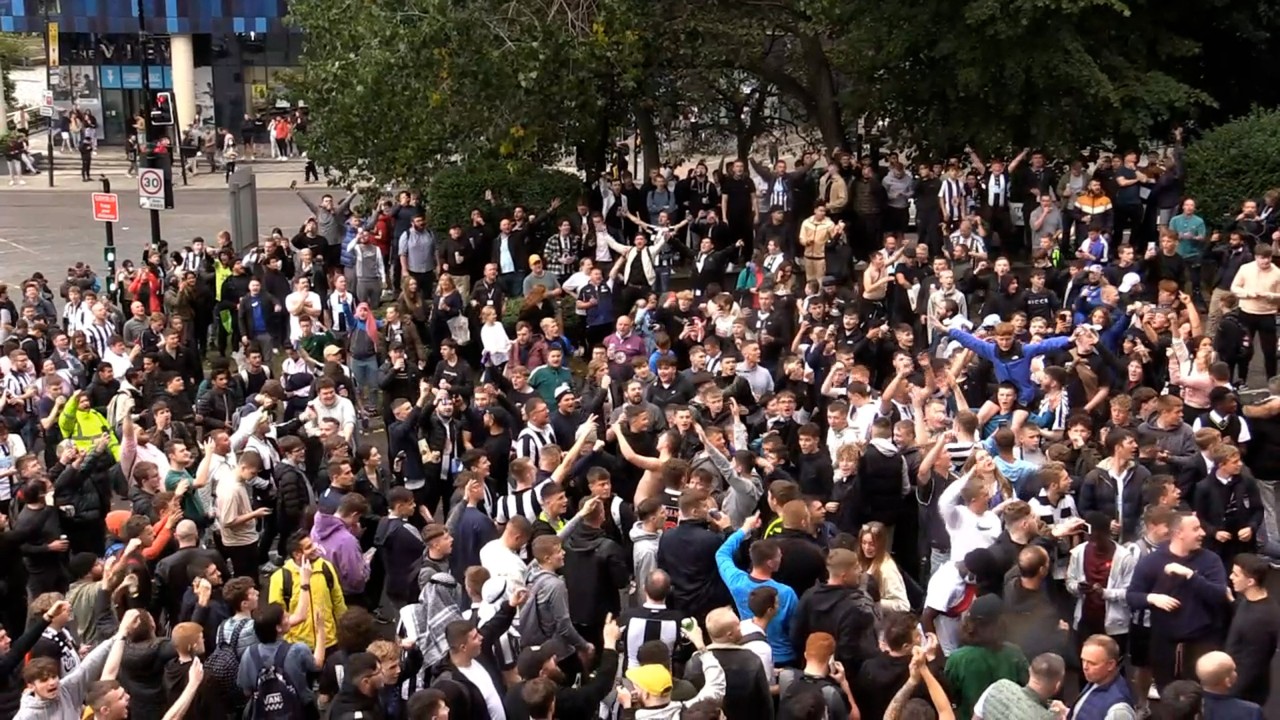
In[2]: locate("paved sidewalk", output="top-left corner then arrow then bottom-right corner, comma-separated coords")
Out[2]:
1,156 -> 314,192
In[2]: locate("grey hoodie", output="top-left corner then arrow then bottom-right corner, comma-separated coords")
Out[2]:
702,443 -> 763,526
519,562 -> 588,652
629,523 -> 661,603
297,191 -> 358,246
15,635 -> 117,720
1136,416 -> 1198,471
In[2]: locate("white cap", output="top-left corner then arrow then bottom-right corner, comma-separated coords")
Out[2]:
1119,272 -> 1141,293
980,314 -> 1002,329
481,577 -> 509,604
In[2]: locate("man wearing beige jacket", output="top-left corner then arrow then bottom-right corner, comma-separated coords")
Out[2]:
799,205 -> 844,282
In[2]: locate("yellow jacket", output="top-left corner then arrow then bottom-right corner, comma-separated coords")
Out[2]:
268,558 -> 347,649
58,401 -> 121,460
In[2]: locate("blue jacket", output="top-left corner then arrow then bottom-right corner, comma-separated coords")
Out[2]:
716,529 -> 798,663
339,224 -> 360,268
1202,691 -> 1264,720
1071,674 -> 1134,720
945,329 -> 1071,405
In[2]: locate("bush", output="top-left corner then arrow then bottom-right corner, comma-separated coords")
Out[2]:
1185,108 -> 1280,225
426,160 -> 584,230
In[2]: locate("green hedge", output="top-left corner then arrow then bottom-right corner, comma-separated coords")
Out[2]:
1185,109 -> 1280,225
426,160 -> 584,230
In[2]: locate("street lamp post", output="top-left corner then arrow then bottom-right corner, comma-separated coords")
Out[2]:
43,1 -> 54,187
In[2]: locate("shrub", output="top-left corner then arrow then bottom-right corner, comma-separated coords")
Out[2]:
426,160 -> 583,231
1185,109 -> 1280,226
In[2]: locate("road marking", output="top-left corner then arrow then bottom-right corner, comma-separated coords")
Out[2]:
0,238 -> 37,254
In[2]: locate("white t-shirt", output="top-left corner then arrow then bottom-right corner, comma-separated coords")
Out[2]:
562,271 -> 591,315
479,540 -> 527,587
923,562 -> 968,656
455,661 -> 506,720
285,290 -> 322,342
937,475 -> 1001,563
739,619 -> 775,682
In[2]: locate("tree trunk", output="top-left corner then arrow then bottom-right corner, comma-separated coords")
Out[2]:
634,103 -> 661,177
736,91 -> 768,159
800,35 -> 847,151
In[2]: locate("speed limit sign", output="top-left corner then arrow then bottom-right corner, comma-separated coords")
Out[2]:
138,168 -> 166,210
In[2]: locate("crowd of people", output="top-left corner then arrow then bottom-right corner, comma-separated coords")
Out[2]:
0,138 -> 1279,720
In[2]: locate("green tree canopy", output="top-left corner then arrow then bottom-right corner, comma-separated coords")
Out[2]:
1185,109 -> 1280,224
288,0 -> 1280,185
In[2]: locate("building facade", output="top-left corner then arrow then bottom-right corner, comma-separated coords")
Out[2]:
1,0 -> 300,142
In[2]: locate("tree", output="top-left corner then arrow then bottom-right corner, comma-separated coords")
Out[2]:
289,0 -> 1280,188
1184,109 -> 1280,224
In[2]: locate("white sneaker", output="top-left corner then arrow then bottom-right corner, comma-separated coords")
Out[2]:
7,179 -> 13,186
18,180 -> 26,185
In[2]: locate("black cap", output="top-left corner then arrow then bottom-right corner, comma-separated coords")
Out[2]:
966,593 -> 1003,622
516,638 -> 572,679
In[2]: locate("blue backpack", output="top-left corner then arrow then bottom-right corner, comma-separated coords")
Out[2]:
247,643 -> 304,720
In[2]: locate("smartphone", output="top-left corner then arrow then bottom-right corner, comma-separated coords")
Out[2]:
1080,522 -> 1092,536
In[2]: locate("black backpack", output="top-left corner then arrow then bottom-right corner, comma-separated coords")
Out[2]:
204,619 -> 250,705
247,643 -> 304,720
777,673 -> 842,720
279,562 -> 338,608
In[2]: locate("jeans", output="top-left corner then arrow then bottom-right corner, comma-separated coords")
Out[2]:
1186,262 -> 1205,306
930,547 -> 951,577
498,271 -> 524,298
655,266 -> 672,296
350,355 -> 379,408
1240,310 -> 1279,378
1258,479 -> 1280,559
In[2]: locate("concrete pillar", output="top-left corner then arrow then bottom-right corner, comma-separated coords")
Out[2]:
169,34 -> 196,129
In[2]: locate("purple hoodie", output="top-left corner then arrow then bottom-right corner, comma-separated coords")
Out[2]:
310,512 -> 368,594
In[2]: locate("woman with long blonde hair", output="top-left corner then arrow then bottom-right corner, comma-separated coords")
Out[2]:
859,521 -> 910,612
960,447 -> 1015,506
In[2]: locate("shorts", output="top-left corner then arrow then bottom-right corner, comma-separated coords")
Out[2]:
1128,623 -> 1150,667
240,133 -> 254,145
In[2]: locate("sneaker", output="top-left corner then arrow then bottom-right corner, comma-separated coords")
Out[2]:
7,180 -> 12,186
18,180 -> 26,185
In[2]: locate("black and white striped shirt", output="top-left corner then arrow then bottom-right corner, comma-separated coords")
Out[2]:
494,485 -> 543,527
617,603 -> 686,671
462,602 -> 521,670
515,423 -> 556,464
3,370 -> 35,413
181,250 -> 207,273
939,177 -> 964,223
83,320 -> 115,359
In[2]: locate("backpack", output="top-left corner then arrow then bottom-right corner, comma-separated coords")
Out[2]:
777,672 -> 842,720
279,562 -> 337,609
247,643 -> 304,720
204,619 -> 250,704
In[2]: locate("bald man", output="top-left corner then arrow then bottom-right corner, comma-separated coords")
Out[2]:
685,606 -> 773,720
154,519 -> 225,627
1196,651 -> 1264,720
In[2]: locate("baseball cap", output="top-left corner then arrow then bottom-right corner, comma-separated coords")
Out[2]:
625,664 -> 673,696
1086,264 -> 1103,274
528,254 -> 543,266
1118,272 -> 1141,294
980,314 -> 1002,329
820,275 -> 837,287
516,638 -> 572,679
967,593 -> 1003,622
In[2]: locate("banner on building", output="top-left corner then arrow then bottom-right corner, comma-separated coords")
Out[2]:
48,22 -> 59,67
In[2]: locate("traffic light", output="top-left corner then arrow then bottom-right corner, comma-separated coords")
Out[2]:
151,92 -> 174,126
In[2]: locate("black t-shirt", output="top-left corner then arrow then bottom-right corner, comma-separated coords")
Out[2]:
720,175 -> 756,218
1226,595 -> 1280,702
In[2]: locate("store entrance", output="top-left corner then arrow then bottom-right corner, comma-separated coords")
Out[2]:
100,89 -> 146,145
